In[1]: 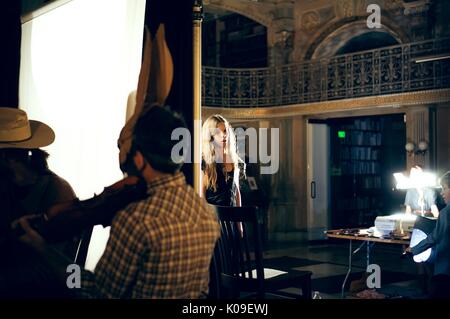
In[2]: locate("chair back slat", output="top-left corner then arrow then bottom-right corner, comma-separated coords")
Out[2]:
241,225 -> 253,279
212,205 -> 265,297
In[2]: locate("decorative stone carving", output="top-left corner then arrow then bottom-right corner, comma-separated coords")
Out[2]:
301,11 -> 320,31
272,30 -> 294,65
354,0 -> 367,15
403,2 -> 430,15
384,0 -> 403,10
336,0 -> 353,18
317,6 -> 336,24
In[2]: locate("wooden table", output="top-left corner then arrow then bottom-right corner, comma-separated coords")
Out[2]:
325,229 -> 410,298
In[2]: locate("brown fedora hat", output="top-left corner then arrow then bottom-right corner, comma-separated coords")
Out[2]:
0,107 -> 55,149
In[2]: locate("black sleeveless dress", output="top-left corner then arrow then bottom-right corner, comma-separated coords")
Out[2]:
204,163 -> 237,207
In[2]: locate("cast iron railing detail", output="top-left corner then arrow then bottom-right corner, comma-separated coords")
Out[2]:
202,38 -> 450,107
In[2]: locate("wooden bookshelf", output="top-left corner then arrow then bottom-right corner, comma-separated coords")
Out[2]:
330,115 -> 406,228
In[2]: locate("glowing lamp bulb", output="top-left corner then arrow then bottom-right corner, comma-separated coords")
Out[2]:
405,142 -> 415,152
418,140 -> 428,151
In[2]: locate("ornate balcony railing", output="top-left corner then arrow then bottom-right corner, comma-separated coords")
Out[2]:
202,38 -> 450,108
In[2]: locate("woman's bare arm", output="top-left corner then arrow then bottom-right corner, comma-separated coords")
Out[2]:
235,182 -> 242,207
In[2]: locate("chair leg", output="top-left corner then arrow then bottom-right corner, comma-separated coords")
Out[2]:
257,288 -> 265,299
302,277 -> 312,299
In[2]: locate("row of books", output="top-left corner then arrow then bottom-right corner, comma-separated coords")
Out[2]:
340,147 -> 380,160
336,196 -> 382,211
356,210 -> 381,225
360,176 -> 382,189
332,175 -> 382,189
342,131 -> 382,146
340,119 -> 382,131
340,161 -> 381,175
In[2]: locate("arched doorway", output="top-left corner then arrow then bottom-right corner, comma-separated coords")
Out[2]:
203,7 -> 267,68
335,31 -> 399,55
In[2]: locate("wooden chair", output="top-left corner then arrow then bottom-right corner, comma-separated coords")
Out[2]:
211,205 -> 312,299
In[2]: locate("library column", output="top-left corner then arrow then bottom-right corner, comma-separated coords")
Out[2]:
405,107 -> 431,169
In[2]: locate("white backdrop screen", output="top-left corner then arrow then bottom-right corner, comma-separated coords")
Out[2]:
20,0 -> 146,200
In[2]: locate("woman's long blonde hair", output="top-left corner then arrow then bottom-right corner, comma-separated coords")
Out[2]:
202,115 -> 242,192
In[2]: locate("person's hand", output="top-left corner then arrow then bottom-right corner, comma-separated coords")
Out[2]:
401,246 -> 412,258
13,215 -> 46,252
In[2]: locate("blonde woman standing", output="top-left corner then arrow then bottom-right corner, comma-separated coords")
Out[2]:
202,115 -> 244,207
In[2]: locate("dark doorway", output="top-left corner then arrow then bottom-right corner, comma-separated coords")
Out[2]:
328,114 -> 406,228
335,31 -> 399,55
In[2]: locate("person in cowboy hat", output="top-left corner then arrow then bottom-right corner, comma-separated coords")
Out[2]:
0,107 -> 75,241
0,107 -> 80,298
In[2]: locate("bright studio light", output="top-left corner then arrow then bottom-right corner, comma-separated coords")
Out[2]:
387,212 -> 418,221
393,171 -> 438,190
20,0 -> 146,200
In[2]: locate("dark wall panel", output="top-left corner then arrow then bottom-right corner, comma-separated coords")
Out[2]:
0,0 -> 21,107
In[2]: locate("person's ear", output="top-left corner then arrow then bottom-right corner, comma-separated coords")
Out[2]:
133,150 -> 145,171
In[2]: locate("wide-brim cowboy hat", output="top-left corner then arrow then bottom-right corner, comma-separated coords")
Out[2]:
0,107 -> 55,149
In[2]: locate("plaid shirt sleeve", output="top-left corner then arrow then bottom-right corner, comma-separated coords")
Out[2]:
79,205 -> 147,298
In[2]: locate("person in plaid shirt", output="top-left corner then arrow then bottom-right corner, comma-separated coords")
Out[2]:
17,105 -> 220,298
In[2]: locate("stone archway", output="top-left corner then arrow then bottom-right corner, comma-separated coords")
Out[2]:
335,31 -> 399,55
305,18 -> 409,60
